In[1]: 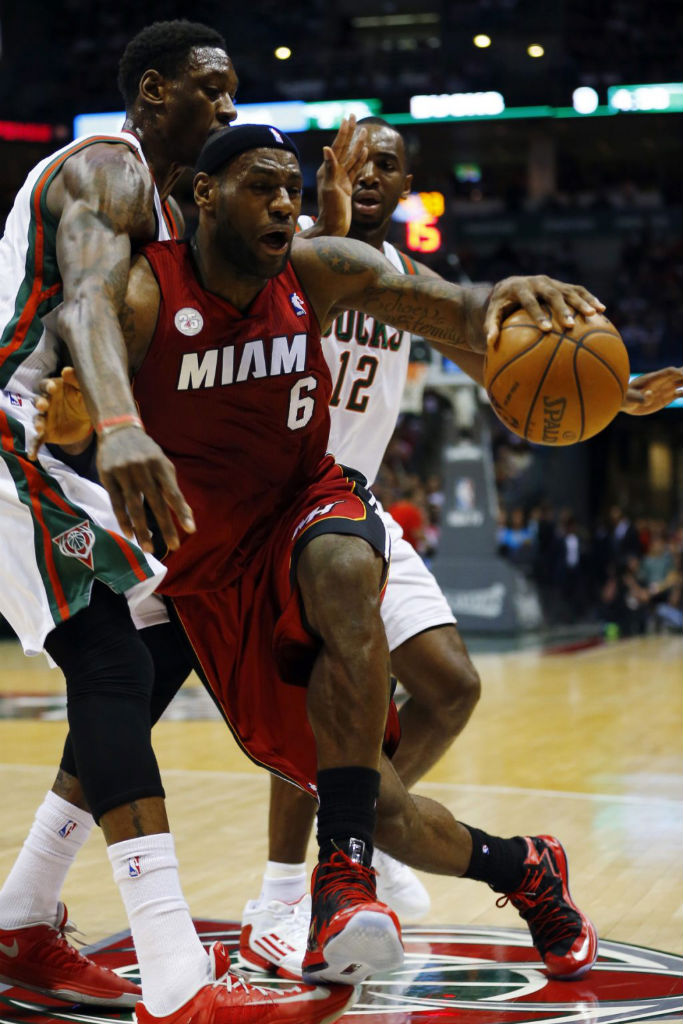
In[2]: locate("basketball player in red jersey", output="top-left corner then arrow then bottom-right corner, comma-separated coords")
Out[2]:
36,124 -> 614,992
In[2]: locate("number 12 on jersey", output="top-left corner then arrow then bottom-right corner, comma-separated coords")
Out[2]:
329,353 -> 379,413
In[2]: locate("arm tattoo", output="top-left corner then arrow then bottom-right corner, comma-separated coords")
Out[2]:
314,237 -> 392,277
312,237 -> 487,349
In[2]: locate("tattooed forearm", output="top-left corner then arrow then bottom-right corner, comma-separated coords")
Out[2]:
355,277 -> 489,353
308,236 -> 490,352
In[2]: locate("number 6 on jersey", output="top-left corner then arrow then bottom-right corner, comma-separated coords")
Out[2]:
288,376 -> 318,430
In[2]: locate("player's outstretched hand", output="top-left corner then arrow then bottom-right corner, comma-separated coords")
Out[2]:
621,366 -> 683,415
96,428 -> 195,553
315,114 -> 369,237
485,275 -> 606,347
30,367 -> 92,459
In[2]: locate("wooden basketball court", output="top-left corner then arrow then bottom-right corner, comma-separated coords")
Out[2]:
1,631 -> 681,963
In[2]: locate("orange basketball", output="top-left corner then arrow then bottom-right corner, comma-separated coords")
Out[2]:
484,309 -> 630,445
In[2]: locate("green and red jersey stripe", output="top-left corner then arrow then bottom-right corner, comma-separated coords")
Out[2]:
0,409 -> 152,623
396,250 -> 419,275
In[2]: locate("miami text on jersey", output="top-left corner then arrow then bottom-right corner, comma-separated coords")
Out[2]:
176,333 -> 308,391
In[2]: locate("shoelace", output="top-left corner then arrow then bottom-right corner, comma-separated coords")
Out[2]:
216,973 -> 273,998
39,924 -> 97,969
62,917 -> 87,948
496,866 -> 577,949
314,853 -> 377,910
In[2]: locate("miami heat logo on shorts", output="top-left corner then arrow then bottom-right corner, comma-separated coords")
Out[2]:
52,520 -> 96,569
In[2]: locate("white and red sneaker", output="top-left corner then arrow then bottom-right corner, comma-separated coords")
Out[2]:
135,943 -> 355,1024
302,848 -> 404,986
0,903 -> 140,1006
497,835 -> 598,980
238,894 -> 309,979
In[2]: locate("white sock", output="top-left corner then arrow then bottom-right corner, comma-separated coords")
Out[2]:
0,791 -> 94,929
260,861 -> 308,905
108,833 -> 210,1016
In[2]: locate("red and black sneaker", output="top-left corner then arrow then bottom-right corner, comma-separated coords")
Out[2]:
0,903 -> 141,1007
497,835 -> 598,979
302,845 -> 404,986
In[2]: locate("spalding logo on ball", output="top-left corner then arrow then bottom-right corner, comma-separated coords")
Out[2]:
484,309 -> 630,445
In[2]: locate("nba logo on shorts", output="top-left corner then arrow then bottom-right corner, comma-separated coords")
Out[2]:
58,820 -> 78,839
128,857 -> 142,877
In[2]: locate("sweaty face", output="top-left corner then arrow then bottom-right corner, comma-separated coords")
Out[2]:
164,46 -> 239,166
212,148 -> 303,279
351,124 -> 412,237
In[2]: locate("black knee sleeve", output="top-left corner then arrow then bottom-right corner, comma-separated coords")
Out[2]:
47,582 -> 164,823
60,615 -> 193,780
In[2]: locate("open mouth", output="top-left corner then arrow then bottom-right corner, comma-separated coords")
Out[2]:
259,229 -> 290,253
353,193 -> 382,215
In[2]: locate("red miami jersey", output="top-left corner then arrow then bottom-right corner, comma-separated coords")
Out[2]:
133,240 -> 332,594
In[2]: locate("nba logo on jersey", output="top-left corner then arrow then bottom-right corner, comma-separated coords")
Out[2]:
269,127 -> 284,144
58,820 -> 78,839
128,857 -> 142,877
290,292 -> 306,317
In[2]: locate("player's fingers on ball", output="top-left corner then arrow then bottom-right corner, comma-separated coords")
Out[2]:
571,285 -> 605,312
518,290 -> 552,330
484,307 -> 503,347
542,289 -> 576,327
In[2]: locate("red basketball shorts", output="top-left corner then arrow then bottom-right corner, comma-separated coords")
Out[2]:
171,457 -> 400,795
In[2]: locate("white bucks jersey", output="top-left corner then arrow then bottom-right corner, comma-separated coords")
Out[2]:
303,226 -> 418,486
0,129 -> 178,403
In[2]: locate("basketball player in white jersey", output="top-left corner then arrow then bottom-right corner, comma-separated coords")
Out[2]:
0,21 -> 362,1024
236,117 -> 683,980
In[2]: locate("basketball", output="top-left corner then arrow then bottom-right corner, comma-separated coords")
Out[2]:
484,309 -> 630,445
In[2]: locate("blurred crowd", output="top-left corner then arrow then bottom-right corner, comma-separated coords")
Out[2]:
497,503 -> 683,634
372,407 -> 682,635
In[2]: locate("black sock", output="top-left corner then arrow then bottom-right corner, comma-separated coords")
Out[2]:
316,766 -> 380,867
462,825 -> 529,892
